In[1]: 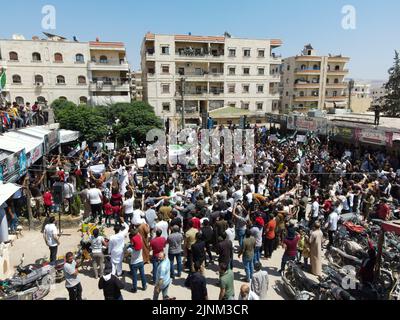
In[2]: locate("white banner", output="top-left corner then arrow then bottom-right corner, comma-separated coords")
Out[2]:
89,164 -> 105,174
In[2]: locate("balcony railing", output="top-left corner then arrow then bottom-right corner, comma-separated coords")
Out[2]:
90,59 -> 128,66
176,48 -> 224,58
177,71 -> 224,77
295,67 -> 321,72
92,77 -> 130,86
176,106 -> 199,114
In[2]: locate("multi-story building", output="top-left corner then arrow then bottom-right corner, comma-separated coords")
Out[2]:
0,33 -> 131,106
141,32 -> 282,125
280,44 -> 350,113
130,70 -> 143,101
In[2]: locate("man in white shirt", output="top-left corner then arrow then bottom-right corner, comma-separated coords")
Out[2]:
87,183 -> 103,223
326,207 -> 340,249
44,216 -> 59,263
310,196 -> 320,228
108,219 -> 130,276
238,284 -> 259,301
122,193 -> 134,224
132,199 -> 145,226
64,178 -> 75,215
155,216 -> 169,241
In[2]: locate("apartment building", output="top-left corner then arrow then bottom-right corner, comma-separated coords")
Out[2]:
141,32 -> 282,125
280,44 -> 350,113
131,70 -> 143,101
0,33 -> 130,106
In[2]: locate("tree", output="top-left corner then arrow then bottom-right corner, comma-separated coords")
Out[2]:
101,102 -> 163,144
381,51 -> 400,117
54,101 -> 108,142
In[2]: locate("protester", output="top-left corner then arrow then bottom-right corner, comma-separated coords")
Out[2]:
185,261 -> 208,300
218,262 -> 235,300
43,216 -> 59,264
153,252 -> 172,300
310,222 -> 324,276
250,262 -> 269,300
98,258 -> 125,300
64,252 -> 82,300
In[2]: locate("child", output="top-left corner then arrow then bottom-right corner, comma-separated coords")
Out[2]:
43,189 -> 53,217
103,198 -> 113,228
297,230 -> 310,270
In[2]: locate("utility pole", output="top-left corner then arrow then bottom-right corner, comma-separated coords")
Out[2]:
180,77 -> 185,130
348,79 -> 355,112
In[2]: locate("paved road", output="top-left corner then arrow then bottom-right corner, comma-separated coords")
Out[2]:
9,227 -> 292,300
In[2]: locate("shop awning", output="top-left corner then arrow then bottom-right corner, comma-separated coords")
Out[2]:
0,183 -> 21,206
59,129 -> 81,144
209,106 -> 252,118
2,132 -> 43,154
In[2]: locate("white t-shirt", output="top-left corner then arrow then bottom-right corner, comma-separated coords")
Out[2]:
226,228 -> 236,248
64,183 -> 75,199
132,209 -> 145,225
155,220 -> 169,240
311,201 -> 319,218
328,211 -> 339,231
123,198 -> 134,214
44,223 -> 59,247
127,247 -> 143,265
87,188 -> 102,205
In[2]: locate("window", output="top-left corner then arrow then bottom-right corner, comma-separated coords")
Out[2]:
327,78 -> 330,84
229,49 -> 236,57
334,78 -> 339,84
228,84 -> 236,93
258,68 -> 265,75
229,67 -> 236,75
258,50 -> 265,58
79,96 -> 88,104
56,75 -> 66,84
333,91 -> 338,97
12,75 -> 21,84
15,96 -> 24,105
59,96 -> 67,101
335,65 -> 340,71
178,67 -> 185,76
162,103 -> 170,112
301,65 -> 306,70
243,68 -> 250,75
313,64 -> 319,70
161,46 -> 169,55
287,65 -> 290,71
286,91 -> 289,96
229,103 -> 236,108
99,56 -> 108,63
76,54 -> 85,63
32,52 -> 41,62
242,103 -> 250,110
299,91 -> 305,97
34,75 -> 44,84
162,84 -> 170,93
9,51 -> 18,61
162,65 -> 170,74
54,53 -> 63,63
243,85 -> 250,93
257,102 -> 263,110
78,76 -> 86,84
37,96 -> 46,103
243,49 -> 251,57
257,85 -> 264,93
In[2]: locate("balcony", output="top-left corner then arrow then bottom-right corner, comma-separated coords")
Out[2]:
177,71 -> 224,80
295,67 -> 321,75
88,59 -> 129,71
295,55 -> 322,62
326,83 -> 347,89
325,95 -> 347,101
176,106 -> 199,115
294,95 -> 320,102
327,56 -> 350,63
270,54 -> 282,63
90,78 -> 130,92
175,48 -> 224,61
294,82 -> 320,89
327,69 -> 349,75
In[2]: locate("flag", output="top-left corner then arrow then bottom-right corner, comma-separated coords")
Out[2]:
0,71 -> 6,92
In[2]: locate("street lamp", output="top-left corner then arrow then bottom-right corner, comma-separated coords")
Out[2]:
180,77 -> 186,130
348,79 -> 355,112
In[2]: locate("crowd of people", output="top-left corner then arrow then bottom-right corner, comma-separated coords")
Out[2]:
5,123 -> 400,300
0,100 -> 49,133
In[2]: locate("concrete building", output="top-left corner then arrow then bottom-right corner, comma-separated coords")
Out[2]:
280,44 -> 350,113
141,32 -> 282,125
130,70 -> 143,101
0,33 -> 131,106
370,85 -> 388,105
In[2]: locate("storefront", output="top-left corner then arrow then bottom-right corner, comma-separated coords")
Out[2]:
287,115 -> 328,135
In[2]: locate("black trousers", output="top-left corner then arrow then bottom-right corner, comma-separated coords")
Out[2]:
67,283 -> 83,300
91,203 -> 102,221
205,243 -> 213,264
264,238 -> 275,258
328,230 -> 336,248
49,246 -> 58,263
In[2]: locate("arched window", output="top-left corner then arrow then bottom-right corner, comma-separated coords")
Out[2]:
54,53 -> 63,62
335,65 -> 340,71
9,51 -> 18,61
15,96 -> 24,105
334,78 -> 339,84
299,91 -> 305,97
32,52 -> 41,62
313,64 -> 319,70
79,96 -> 88,104
56,75 -> 66,84
12,75 -> 22,84
99,55 -> 108,63
59,96 -> 67,101
333,91 -> 338,97
35,75 -> 44,83
37,96 -> 46,103
78,76 -> 86,84
300,64 -> 306,70
75,54 -> 85,63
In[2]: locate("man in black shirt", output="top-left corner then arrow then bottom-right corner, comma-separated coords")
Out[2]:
201,219 -> 214,266
185,261 -> 208,300
216,232 -> 233,269
191,232 -> 206,274
98,260 -> 125,300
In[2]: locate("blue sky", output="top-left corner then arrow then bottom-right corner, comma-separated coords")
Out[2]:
1,0 -> 399,80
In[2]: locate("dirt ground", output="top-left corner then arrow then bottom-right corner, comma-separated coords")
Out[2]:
9,226 -> 294,300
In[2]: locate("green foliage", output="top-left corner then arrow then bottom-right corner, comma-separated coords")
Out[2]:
51,100 -> 162,143
382,51 -> 400,117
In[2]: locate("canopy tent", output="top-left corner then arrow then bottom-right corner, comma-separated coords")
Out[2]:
209,106 -> 252,118
59,129 -> 81,144
0,183 -> 21,206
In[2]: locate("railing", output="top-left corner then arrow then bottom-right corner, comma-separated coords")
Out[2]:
90,59 -> 128,66
92,77 -> 130,85
328,69 -> 349,73
176,49 -> 224,58
177,72 -> 224,77
295,67 -> 321,72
